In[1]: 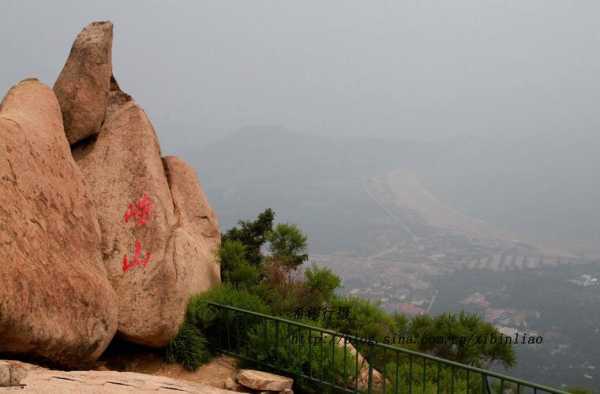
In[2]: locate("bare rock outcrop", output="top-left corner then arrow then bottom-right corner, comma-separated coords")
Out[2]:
72,79 -> 220,346
236,370 -> 293,392
0,79 -> 118,366
59,21 -> 222,347
53,21 -> 113,145
0,20 -> 220,364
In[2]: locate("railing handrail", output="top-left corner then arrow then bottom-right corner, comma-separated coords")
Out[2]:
207,301 -> 570,394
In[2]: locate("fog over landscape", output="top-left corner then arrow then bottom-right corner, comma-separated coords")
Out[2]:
4,0 -> 599,254
2,1 -> 600,390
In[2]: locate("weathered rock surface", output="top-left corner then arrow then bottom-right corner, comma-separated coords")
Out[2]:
72,80 -> 220,346
163,156 -> 220,251
0,20 -> 220,364
223,377 -> 244,391
236,370 -> 293,391
0,360 -> 239,393
0,79 -> 118,366
164,156 -> 221,291
99,353 -> 247,392
0,361 -> 26,387
54,21 -> 113,144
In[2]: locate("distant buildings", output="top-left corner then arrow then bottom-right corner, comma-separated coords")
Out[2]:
569,274 -> 598,287
461,292 -> 490,308
397,303 -> 426,316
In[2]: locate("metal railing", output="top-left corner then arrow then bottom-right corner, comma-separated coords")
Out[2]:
207,302 -> 569,394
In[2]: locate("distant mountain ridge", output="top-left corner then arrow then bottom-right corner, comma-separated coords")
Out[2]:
190,126 -> 600,258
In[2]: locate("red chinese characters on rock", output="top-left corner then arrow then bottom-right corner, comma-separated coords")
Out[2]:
122,240 -> 152,272
122,193 -> 153,272
124,193 -> 153,226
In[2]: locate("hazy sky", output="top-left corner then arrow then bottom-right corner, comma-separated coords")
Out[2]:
2,1 -> 599,153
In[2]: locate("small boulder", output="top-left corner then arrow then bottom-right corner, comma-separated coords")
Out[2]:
54,21 -> 113,144
236,370 -> 293,392
0,361 -> 26,387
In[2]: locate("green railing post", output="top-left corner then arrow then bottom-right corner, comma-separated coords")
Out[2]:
234,312 -> 240,354
409,354 -> 413,394
383,348 -> 387,394
321,331 -> 325,391
436,363 -> 440,394
367,340 -> 374,394
481,373 -> 486,394
395,351 -> 400,394
343,336 -> 348,386
307,327 -> 312,379
331,334 -> 336,388
355,341 -> 359,393
276,320 -> 280,360
422,357 -> 426,394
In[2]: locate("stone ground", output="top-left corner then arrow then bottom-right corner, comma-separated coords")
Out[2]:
100,354 -> 247,391
0,360 -> 239,393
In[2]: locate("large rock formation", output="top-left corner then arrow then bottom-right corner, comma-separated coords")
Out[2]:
66,23 -> 221,346
0,20 -> 220,366
54,21 -> 113,145
0,79 -> 118,366
71,80 -> 179,346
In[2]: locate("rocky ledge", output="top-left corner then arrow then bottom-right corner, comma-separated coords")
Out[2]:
0,360 -> 238,393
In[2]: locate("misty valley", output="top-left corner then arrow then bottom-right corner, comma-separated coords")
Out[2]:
192,127 -> 600,390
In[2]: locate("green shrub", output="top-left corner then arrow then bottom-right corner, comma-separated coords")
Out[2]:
381,359 -> 484,394
242,322 -> 359,394
185,284 -> 270,337
252,260 -> 315,317
326,296 -> 397,341
165,322 -> 210,371
166,284 -> 270,371
304,264 -> 341,307
567,387 -> 593,394
267,223 -> 309,270
408,312 -> 516,368
223,208 -> 274,266
219,239 -> 261,289
169,209 -> 518,385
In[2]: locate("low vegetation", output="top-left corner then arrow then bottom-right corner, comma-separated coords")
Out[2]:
166,209 -> 517,392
